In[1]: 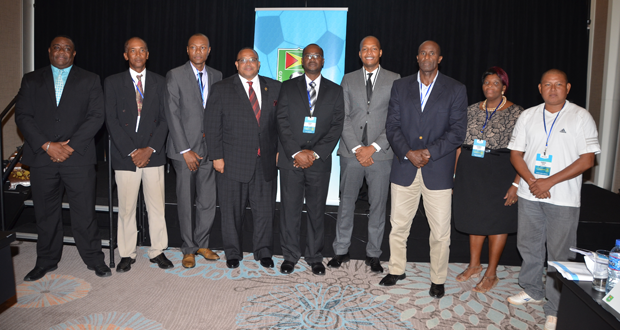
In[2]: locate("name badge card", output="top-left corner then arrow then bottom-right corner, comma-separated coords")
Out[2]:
303,116 -> 317,134
534,153 -> 553,176
472,139 -> 486,158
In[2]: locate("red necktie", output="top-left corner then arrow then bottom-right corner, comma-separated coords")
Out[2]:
248,81 -> 261,155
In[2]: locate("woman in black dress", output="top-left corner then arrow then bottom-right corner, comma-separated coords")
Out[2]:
453,67 -> 524,293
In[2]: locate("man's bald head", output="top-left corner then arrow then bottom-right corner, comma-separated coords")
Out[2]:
540,69 -> 568,84
418,40 -> 441,56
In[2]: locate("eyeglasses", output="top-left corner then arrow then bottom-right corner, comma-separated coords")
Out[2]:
303,54 -> 322,60
237,58 -> 258,64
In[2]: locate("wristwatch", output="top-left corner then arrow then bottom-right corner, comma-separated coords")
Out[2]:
313,151 -> 319,159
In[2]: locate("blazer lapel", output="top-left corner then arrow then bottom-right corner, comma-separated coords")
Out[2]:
43,66 -> 57,108
233,75 -> 256,120
408,76 -> 423,113
141,71 -> 156,116
258,75 -> 270,124
423,72 -> 445,114
124,71 -> 139,117
297,76 -> 311,114
184,62 -> 203,106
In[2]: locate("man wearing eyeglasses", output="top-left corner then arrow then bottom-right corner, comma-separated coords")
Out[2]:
205,48 -> 281,269
276,44 -> 345,275
164,33 -> 222,268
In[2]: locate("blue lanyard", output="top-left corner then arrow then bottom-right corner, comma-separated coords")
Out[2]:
481,100 -> 503,134
542,101 -> 566,155
419,80 -> 434,109
131,78 -> 144,99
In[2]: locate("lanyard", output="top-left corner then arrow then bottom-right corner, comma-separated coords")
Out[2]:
542,101 -> 566,156
419,80 -> 434,109
481,99 -> 503,134
131,78 -> 144,99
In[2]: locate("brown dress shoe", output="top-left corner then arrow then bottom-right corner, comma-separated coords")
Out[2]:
196,248 -> 220,260
182,254 -> 196,268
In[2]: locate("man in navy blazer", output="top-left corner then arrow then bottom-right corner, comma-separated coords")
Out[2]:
205,48 -> 281,269
381,41 -> 467,299
16,36 -> 111,280
276,44 -> 344,276
104,37 -> 173,273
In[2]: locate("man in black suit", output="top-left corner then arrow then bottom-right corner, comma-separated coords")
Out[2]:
205,48 -> 281,269
15,36 -> 111,280
165,34 -> 222,268
276,44 -> 345,275
104,37 -> 173,273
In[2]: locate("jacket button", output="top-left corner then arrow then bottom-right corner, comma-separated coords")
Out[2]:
419,136 -> 423,139
55,118 -> 60,122
360,126 -> 363,129
122,109 -> 125,112
54,134 -> 59,138
154,119 -> 157,122
150,133 -> 153,137
125,123 -> 129,126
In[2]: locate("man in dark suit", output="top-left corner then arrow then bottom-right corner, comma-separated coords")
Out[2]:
104,37 -> 173,273
205,48 -> 281,269
276,44 -> 345,275
165,33 -> 222,268
381,41 -> 467,299
15,36 -> 111,280
328,36 -> 400,273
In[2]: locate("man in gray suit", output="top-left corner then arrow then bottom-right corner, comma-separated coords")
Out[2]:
165,33 -> 222,268
328,36 -> 400,273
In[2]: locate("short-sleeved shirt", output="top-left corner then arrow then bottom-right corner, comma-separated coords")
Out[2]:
508,101 -> 600,207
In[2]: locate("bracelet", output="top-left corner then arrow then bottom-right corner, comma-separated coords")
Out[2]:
46,142 -> 51,152
512,182 -> 519,188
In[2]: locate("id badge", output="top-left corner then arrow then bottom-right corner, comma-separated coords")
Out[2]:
303,116 -> 316,134
534,153 -> 553,176
472,139 -> 486,158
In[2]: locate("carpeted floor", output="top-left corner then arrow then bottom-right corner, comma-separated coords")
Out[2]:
1,241 -> 548,329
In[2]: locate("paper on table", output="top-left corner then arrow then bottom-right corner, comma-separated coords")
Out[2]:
548,261 -> 593,281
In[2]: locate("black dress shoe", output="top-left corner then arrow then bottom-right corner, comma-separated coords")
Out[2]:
429,282 -> 445,298
87,264 -> 112,277
327,253 -> 350,268
226,259 -> 240,269
310,262 -> 326,275
280,260 -> 296,274
260,257 -> 274,268
116,257 -> 136,273
379,273 -> 406,286
24,265 -> 58,281
365,257 -> 384,273
149,253 -> 174,269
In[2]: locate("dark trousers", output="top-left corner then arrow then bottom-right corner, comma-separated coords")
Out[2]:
217,157 -> 275,260
30,164 -> 104,268
278,168 -> 330,264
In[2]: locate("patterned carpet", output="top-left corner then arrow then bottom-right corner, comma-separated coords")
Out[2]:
0,240 -> 548,329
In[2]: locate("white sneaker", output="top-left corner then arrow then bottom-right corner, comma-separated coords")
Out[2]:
544,315 -> 557,330
507,291 -> 543,305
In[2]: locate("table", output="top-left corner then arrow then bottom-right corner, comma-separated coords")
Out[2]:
555,271 -> 620,329
0,231 -> 16,304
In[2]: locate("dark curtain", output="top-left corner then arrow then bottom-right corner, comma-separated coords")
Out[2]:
34,0 -> 589,111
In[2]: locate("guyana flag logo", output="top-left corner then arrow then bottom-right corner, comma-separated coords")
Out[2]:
277,48 -> 304,82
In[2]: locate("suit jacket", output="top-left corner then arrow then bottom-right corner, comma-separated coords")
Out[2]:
205,74 -> 281,183
277,75 -> 345,172
15,65 -> 104,167
338,67 -> 400,161
164,61 -> 222,160
386,71 -> 468,189
104,70 -> 168,171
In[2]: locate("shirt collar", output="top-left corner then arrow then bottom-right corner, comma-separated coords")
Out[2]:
417,70 -> 439,86
51,64 -> 73,75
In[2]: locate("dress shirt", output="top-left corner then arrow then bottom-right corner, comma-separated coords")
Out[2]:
417,70 -> 439,112
130,68 -> 146,133
51,65 -> 73,106
239,74 -> 262,108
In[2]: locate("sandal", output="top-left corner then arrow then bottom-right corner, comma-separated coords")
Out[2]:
472,276 -> 499,293
456,265 -> 483,282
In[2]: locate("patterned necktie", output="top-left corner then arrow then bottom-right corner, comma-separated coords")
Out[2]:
55,69 -> 64,106
136,74 -> 143,116
308,81 -> 317,115
198,72 -> 204,104
248,81 -> 261,155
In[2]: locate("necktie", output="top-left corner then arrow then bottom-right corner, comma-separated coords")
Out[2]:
366,72 -> 373,104
136,74 -> 143,116
55,70 -> 64,106
198,72 -> 204,103
308,81 -> 317,115
248,81 -> 261,155
362,73 -> 373,145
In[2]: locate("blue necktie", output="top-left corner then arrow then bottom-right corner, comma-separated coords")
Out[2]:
198,72 -> 204,103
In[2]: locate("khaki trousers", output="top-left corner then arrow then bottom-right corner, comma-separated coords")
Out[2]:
388,169 -> 452,284
115,166 -> 168,259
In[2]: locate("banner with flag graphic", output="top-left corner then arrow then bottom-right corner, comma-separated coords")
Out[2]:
254,8 -> 348,205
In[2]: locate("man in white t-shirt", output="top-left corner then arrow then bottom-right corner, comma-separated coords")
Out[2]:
507,69 -> 600,330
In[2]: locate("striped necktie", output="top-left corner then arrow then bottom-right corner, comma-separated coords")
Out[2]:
248,81 -> 261,155
308,81 -> 317,115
